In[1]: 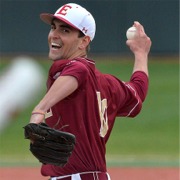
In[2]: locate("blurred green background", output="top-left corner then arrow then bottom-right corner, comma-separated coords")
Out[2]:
0,56 -> 179,167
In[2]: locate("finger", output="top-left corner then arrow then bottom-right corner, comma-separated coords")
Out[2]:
133,21 -> 146,37
134,21 -> 144,31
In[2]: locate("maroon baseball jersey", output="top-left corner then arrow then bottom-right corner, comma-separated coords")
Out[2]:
41,58 -> 148,177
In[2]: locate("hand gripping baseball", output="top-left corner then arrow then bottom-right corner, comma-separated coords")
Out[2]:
126,21 -> 152,55
23,123 -> 76,167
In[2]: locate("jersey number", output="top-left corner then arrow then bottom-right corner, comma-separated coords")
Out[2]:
96,91 -> 108,137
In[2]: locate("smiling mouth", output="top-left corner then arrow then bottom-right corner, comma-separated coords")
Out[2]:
51,42 -> 62,49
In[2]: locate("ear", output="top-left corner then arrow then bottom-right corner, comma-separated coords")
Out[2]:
79,36 -> 91,50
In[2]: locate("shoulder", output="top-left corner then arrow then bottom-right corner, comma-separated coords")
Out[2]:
50,59 -> 89,75
60,60 -> 90,87
63,59 -> 89,75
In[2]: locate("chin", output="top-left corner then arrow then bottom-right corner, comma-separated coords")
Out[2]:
49,54 -> 61,61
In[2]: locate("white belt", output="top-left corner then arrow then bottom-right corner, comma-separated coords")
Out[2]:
50,171 -> 111,180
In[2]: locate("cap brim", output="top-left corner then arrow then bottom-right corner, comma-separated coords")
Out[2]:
40,13 -> 54,24
40,13 -> 79,31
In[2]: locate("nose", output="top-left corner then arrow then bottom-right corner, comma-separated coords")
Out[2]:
49,29 -> 60,40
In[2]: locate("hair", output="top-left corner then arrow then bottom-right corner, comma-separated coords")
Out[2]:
78,31 -> 90,53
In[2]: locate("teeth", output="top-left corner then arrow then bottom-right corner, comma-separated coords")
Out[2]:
52,42 -> 60,46
51,42 -> 62,48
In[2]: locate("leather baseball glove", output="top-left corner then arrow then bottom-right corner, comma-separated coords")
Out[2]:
23,123 -> 76,167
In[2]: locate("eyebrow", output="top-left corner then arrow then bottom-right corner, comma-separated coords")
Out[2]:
51,20 -> 72,30
60,24 -> 72,29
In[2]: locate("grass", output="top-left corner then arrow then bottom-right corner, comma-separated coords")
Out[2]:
0,55 -> 179,167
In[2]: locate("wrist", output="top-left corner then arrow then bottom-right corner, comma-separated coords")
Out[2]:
134,52 -> 148,60
32,110 -> 46,116
133,53 -> 149,76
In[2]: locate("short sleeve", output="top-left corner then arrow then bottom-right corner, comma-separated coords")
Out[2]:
60,60 -> 88,87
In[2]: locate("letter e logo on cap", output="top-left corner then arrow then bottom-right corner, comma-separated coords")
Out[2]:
57,5 -> 72,16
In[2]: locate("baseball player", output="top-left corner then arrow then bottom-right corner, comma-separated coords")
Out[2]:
29,3 -> 152,180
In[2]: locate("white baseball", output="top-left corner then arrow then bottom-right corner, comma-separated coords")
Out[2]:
126,26 -> 137,40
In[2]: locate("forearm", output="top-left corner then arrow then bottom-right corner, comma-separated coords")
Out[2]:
34,76 -> 78,112
133,53 -> 148,76
30,76 -> 78,123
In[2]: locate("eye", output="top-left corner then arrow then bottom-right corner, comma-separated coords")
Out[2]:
51,25 -> 56,30
61,28 -> 70,33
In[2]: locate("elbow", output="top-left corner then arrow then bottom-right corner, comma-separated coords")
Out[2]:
127,98 -> 142,118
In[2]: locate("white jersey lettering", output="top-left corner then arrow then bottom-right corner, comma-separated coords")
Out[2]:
45,108 -> 53,119
96,91 -> 108,137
